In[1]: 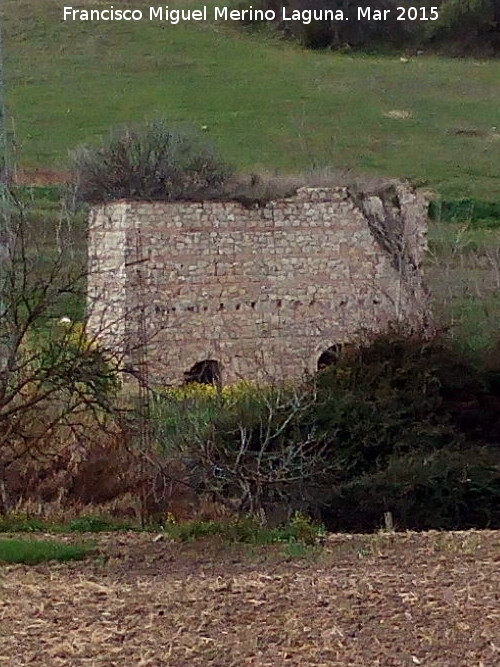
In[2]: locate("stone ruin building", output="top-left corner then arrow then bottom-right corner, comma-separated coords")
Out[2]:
86,184 -> 429,386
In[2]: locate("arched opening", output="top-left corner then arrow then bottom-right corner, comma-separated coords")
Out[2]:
184,359 -> 221,385
317,344 -> 343,371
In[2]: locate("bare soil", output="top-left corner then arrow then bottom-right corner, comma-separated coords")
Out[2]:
13,169 -> 71,186
0,530 -> 499,666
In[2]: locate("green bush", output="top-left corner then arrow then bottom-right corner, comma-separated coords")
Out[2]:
67,516 -> 137,532
71,118 -> 232,203
312,332 -> 484,476
321,447 -> 500,531
0,514 -> 160,534
162,514 -> 325,545
308,332 -> 500,530
0,515 -> 48,533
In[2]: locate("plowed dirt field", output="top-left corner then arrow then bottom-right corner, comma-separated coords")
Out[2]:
1,530 -> 499,666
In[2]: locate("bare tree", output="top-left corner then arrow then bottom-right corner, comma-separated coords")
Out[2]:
152,375 -> 342,523
0,190 -> 144,514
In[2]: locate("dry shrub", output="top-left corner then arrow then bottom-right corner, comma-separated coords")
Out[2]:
3,413 -> 131,507
202,168 -> 402,208
1,405 -> 210,522
71,118 -> 232,203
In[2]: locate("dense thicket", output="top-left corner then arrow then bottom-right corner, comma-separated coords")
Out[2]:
430,0 -> 500,53
310,333 -> 500,530
158,332 -> 500,532
256,0 -> 500,54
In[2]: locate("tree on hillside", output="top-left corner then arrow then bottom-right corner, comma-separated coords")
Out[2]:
428,0 -> 500,52
263,0 -> 413,48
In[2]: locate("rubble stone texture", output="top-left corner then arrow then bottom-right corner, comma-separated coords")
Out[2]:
87,185 -> 429,385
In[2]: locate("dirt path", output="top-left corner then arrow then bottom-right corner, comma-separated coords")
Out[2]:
1,531 -> 499,666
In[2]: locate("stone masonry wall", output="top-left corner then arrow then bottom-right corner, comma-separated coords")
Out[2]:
87,186 -> 429,385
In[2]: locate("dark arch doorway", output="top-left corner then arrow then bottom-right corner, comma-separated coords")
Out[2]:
317,344 -> 343,371
184,359 -> 221,385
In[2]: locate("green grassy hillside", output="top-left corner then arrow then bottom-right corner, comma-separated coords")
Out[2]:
5,0 -> 500,199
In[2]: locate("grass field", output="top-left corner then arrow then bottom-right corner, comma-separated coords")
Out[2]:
0,537 -> 93,564
426,222 -> 500,350
5,0 -> 500,200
